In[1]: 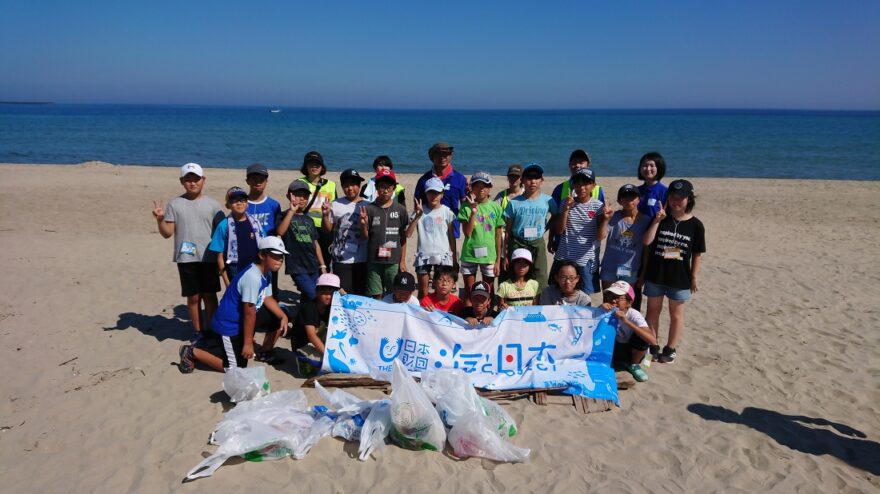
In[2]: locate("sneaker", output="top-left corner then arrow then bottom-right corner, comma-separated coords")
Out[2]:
649,345 -> 661,361
178,344 -> 195,373
255,350 -> 286,365
627,364 -> 649,382
658,346 -> 676,364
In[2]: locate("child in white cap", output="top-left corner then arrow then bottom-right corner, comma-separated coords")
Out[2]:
497,248 -> 540,308
406,176 -> 457,299
600,281 -> 656,382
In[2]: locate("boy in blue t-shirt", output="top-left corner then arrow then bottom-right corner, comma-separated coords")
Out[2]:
208,187 -> 263,286
246,163 -> 283,295
178,236 -> 290,373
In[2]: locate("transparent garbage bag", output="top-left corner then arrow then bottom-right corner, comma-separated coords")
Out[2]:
223,366 -> 270,402
389,360 -> 446,451
447,411 -> 530,463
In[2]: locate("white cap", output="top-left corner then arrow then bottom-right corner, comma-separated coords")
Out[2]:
425,177 -> 445,193
179,162 -> 204,178
258,236 -> 289,255
511,248 -> 533,263
316,273 -> 341,289
604,280 -> 635,301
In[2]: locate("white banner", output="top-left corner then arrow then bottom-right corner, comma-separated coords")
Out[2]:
320,294 -> 619,404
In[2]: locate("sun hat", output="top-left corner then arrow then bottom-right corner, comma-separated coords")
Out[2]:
316,273 -> 341,289
258,236 -> 289,255
511,248 -> 533,264
428,142 -> 454,159
179,162 -> 204,178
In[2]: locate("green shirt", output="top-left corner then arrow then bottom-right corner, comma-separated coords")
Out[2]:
457,201 -> 504,263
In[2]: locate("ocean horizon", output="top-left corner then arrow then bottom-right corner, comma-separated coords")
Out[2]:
2,104 -> 878,180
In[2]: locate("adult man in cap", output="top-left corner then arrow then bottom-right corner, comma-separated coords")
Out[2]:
414,142 -> 468,237
549,149 -> 605,254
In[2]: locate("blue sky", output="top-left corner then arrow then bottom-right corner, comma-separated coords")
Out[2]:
1,1 -> 878,109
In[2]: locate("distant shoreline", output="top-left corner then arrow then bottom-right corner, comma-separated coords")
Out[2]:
0,101 -> 52,105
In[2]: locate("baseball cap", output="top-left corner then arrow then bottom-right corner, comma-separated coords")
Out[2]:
425,177 -> 445,192
618,184 -> 640,199
246,163 -> 268,177
470,171 -> 492,186
569,149 -> 591,164
258,236 -> 289,255
668,179 -> 694,196
522,162 -> 544,177
375,169 -> 397,184
604,280 -> 635,301
506,164 -> 523,177
316,273 -> 341,289
303,151 -> 324,167
288,180 -> 310,194
340,169 -> 365,183
393,271 -> 416,291
571,168 -> 595,182
428,142 -> 454,158
511,248 -> 533,264
470,281 -> 491,299
179,162 -> 204,178
226,186 -> 248,201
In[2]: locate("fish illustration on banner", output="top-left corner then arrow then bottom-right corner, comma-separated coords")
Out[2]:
322,293 -> 619,405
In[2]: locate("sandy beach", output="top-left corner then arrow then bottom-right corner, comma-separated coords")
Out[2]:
0,162 -> 877,493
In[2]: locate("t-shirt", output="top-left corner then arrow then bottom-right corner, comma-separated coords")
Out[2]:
600,212 -> 651,283
458,201 -> 505,264
556,198 -> 604,267
613,307 -> 648,343
503,194 -> 556,241
549,181 -> 605,250
416,205 -> 455,257
329,198 -> 369,264
645,216 -> 706,290
164,195 -> 223,263
538,285 -> 592,306
637,182 -> 668,219
414,168 -> 468,237
279,212 -> 320,275
459,305 -> 499,322
360,178 -> 406,205
211,263 -> 272,336
364,201 -> 409,264
381,293 -> 421,306
291,300 -> 330,349
208,215 -> 260,267
247,196 -> 282,235
420,293 -> 464,314
497,280 -> 540,307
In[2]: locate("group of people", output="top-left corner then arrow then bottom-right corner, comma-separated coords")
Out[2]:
152,143 -> 705,383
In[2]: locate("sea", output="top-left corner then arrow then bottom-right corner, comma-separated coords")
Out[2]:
1,104 -> 878,180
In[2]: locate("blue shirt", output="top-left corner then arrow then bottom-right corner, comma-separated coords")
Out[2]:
414,168 -> 468,237
503,193 -> 557,240
211,264 -> 272,336
637,182 -> 668,219
208,217 -> 258,266
247,196 -> 282,235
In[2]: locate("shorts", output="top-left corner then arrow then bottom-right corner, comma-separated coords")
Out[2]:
366,263 -> 399,296
200,330 -> 248,370
612,333 -> 649,364
177,262 -> 221,297
643,281 -> 691,302
332,262 -> 367,296
459,261 -> 496,278
414,252 -> 453,275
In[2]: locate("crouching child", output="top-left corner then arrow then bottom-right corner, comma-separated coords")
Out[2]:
600,281 -> 657,382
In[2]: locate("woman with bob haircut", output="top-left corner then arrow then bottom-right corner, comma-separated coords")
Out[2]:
636,151 -> 668,219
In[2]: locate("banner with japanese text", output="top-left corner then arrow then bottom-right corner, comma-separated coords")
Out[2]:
320,294 -> 619,405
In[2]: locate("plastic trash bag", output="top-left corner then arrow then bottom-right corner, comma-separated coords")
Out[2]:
314,382 -> 373,442
480,397 -> 518,438
389,360 -> 446,451
223,366 -> 270,402
420,368 -> 518,438
358,400 -> 391,461
447,411 -> 531,463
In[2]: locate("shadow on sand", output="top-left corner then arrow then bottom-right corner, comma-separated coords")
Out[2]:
687,403 -> 880,475
103,305 -> 194,342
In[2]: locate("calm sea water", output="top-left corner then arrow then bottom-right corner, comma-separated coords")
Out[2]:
1,104 -> 878,180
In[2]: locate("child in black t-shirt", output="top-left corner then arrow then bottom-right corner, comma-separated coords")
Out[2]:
459,281 -> 498,327
642,179 -> 706,364
290,273 -> 341,374
277,180 -> 327,302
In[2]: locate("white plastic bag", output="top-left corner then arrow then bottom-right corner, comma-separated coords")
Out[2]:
389,360 -> 446,451
480,397 -> 518,438
358,400 -> 391,461
223,366 -> 270,402
420,368 -> 518,438
447,411 -> 530,463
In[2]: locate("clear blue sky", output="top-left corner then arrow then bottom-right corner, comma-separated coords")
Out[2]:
2,0 -> 878,109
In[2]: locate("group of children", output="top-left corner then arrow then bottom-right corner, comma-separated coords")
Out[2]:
155,146 -> 705,384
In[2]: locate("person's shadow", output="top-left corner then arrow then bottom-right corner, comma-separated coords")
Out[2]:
687,404 -> 880,475
103,305 -> 193,342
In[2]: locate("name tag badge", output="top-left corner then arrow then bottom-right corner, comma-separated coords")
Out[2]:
383,241 -> 397,249
647,198 -> 657,206
378,247 -> 391,258
616,266 -> 632,278
663,247 -> 682,260
523,226 -> 538,238
473,246 -> 489,258
180,241 -> 197,256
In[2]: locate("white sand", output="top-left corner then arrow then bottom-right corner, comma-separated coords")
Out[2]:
0,163 -> 877,492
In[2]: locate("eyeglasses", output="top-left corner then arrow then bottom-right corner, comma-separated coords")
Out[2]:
557,275 -> 579,283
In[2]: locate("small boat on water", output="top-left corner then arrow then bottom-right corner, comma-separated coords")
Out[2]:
270,108 -> 281,113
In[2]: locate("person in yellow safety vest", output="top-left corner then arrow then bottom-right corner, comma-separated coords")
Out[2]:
360,155 -> 406,206
297,150 -> 338,270
494,164 -> 525,211
548,149 -> 605,254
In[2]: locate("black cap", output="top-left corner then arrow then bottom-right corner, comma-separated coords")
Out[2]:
470,281 -> 491,298
569,149 -> 591,164
340,169 -> 365,183
393,271 -> 416,290
246,163 -> 268,177
303,151 -> 324,167
618,184 -> 640,199
668,179 -> 694,196
506,164 -> 523,177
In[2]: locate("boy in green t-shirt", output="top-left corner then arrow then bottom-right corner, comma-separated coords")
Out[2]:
457,172 -> 504,304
